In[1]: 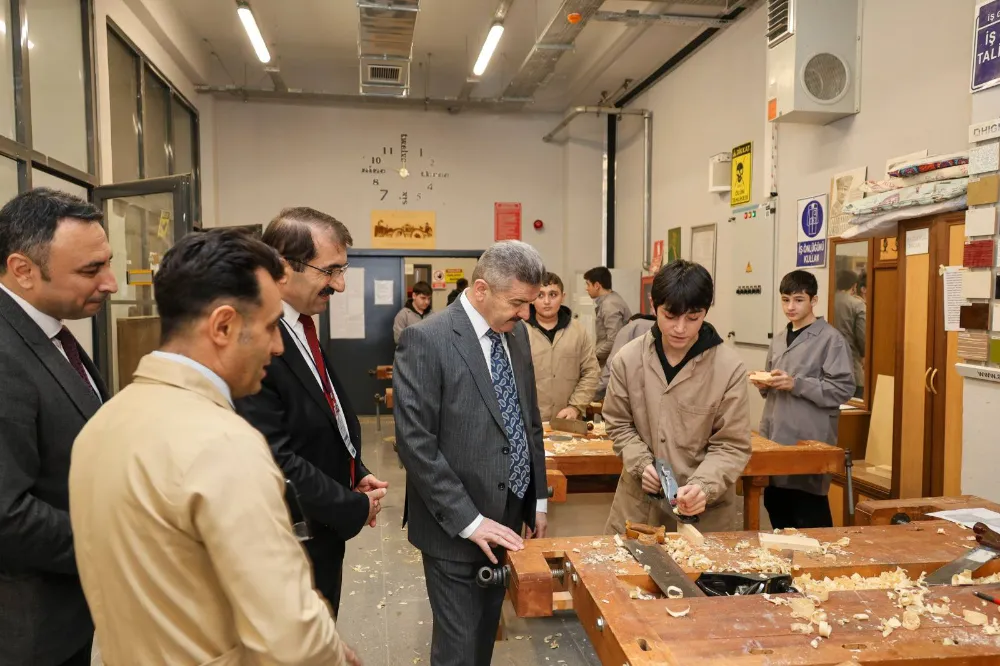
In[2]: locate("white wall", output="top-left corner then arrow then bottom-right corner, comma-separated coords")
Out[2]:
211,101 -> 604,283
616,0 -> 975,424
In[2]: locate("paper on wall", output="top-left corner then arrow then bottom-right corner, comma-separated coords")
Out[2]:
329,267 -> 366,339
942,267 -> 965,332
905,228 -> 930,255
966,206 -> 997,237
927,508 -> 1000,532
374,280 -> 395,305
962,270 -> 993,300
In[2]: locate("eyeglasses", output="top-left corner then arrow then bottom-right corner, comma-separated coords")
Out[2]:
287,257 -> 349,278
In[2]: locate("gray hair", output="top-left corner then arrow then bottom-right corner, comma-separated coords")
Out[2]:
472,240 -> 546,291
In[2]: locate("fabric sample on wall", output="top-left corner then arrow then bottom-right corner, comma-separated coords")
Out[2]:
970,141 -> 1000,175
966,206 -> 997,237
968,174 -> 1000,206
888,152 -> 969,178
964,239 -> 995,268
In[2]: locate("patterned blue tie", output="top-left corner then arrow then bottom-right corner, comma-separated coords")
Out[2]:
486,330 -> 531,499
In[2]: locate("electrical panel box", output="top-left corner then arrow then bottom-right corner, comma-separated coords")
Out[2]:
731,203 -> 776,347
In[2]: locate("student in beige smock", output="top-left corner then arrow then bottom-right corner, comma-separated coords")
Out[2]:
604,261 -> 751,534
525,272 -> 600,422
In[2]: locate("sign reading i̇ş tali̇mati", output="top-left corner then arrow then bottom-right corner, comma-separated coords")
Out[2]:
973,0 -> 1000,92
796,194 -> 828,268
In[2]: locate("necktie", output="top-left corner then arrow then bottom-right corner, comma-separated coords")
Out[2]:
298,314 -> 355,487
54,327 -> 98,398
486,330 -> 530,499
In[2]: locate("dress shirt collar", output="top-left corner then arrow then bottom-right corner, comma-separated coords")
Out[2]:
150,351 -> 233,407
0,281 -> 63,339
459,290 -> 494,341
282,300 -> 304,328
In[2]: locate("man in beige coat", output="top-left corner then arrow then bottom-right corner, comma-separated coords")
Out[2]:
526,272 -> 600,422
69,229 -> 358,666
604,261 -> 751,534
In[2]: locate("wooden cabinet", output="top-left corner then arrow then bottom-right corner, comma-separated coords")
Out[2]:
893,212 -> 965,498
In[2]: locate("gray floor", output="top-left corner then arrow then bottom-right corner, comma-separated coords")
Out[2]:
337,416 -> 601,666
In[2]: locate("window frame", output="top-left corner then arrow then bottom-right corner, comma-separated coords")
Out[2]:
107,19 -> 201,221
0,0 -> 100,192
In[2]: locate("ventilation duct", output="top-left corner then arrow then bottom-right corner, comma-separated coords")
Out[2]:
358,0 -> 419,97
767,0 -> 793,47
502,0 -> 605,101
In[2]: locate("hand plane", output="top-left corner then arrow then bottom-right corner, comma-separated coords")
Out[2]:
647,457 -> 698,524
925,522 -> 1000,585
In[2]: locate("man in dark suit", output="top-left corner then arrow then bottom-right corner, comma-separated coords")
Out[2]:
0,188 -> 117,665
236,207 -> 387,616
394,240 -> 548,666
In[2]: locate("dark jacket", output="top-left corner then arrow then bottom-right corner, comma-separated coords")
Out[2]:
235,323 -> 370,613
0,288 -> 106,665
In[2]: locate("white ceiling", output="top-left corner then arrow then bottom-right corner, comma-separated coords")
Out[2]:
173,0 -> 749,112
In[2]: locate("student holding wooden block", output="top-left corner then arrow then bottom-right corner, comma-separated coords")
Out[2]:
751,270 -> 855,529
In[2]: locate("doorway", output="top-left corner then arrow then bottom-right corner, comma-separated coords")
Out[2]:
321,249 -> 482,415
92,175 -> 193,393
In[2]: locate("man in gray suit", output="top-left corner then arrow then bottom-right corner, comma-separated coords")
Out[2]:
0,188 -> 117,665
394,241 -> 548,666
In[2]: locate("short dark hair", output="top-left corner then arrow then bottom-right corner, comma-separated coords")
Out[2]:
541,271 -> 564,292
455,278 -> 468,291
584,266 -> 612,290
155,228 -> 285,343
411,281 -> 432,297
262,207 -> 352,272
779,270 -> 818,297
836,270 -> 859,291
0,188 -> 103,276
857,270 -> 867,292
651,260 -> 713,316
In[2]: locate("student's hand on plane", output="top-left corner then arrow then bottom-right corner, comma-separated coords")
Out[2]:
675,484 -> 707,516
768,369 -> 795,392
555,406 -> 580,420
641,464 -> 661,494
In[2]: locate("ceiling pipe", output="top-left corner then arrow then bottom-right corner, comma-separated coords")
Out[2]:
542,106 -> 653,271
592,10 -> 731,27
195,84 -> 531,112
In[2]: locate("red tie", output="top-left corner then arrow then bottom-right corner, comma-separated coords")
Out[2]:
298,314 -> 355,487
55,327 -> 98,398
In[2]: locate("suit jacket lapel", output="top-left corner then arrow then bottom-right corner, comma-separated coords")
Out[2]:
450,308 -> 506,433
276,324 -> 339,431
0,289 -> 102,417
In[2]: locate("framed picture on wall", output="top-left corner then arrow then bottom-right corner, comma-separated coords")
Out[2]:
690,223 -> 717,281
640,275 -> 654,315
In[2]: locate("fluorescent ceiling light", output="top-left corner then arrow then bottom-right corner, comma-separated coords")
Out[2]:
237,2 -> 270,64
472,23 -> 504,77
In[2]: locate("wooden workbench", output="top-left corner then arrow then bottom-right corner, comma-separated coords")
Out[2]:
543,429 -> 844,530
507,511 -> 1000,665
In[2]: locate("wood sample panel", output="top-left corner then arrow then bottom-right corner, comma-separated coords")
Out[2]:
508,520 -> 1000,665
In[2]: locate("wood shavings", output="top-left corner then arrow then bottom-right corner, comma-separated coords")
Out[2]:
810,637 -> 821,649
666,586 -> 683,599
572,548 -> 581,553
789,597 -> 816,620
964,609 -> 989,626
943,638 -> 956,646
762,593 -> 788,606
613,534 -> 624,548
665,605 -> 690,618
937,528 -> 947,534
985,619 -> 1000,636
953,570 -> 974,586
817,621 -> 832,638
601,599 -> 609,604
881,616 -> 901,638
928,603 -> 950,616
630,587 -> 655,600
793,567 -> 920,597
853,613 -> 869,621
791,622 -> 813,635
902,610 -> 921,631
811,610 -> 828,625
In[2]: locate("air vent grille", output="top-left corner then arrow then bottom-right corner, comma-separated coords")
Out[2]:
368,65 -> 402,83
802,53 -> 849,103
767,0 -> 793,48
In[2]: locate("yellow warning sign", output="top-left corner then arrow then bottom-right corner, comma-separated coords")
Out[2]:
746,262 -> 753,273
730,141 -> 752,207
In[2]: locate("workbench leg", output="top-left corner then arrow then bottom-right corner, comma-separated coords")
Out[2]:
743,476 -> 768,530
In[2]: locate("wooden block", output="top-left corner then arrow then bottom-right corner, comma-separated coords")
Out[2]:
968,174 -> 1000,206
383,388 -> 394,409
960,302 -> 990,330
552,590 -> 574,611
676,522 -> 705,546
964,239 -> 995,267
758,531 -> 822,552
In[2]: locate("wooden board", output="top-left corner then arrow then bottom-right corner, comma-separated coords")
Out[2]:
855,495 -> 1000,527
507,521 -> 1000,665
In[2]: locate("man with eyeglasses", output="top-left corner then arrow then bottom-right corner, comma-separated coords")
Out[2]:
236,207 -> 388,618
